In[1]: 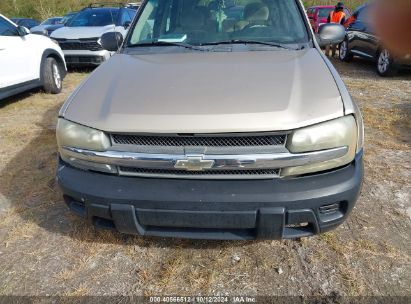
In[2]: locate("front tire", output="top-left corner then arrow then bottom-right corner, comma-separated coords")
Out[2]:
377,49 -> 397,77
339,39 -> 353,62
42,57 -> 63,94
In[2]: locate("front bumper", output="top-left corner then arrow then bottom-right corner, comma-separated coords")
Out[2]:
62,50 -> 111,66
57,151 -> 364,240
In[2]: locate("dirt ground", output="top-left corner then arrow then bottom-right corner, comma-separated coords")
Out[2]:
0,57 -> 410,298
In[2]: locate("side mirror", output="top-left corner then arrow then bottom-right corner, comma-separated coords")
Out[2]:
16,26 -> 29,36
100,32 -> 124,52
316,23 -> 346,47
123,21 -> 131,29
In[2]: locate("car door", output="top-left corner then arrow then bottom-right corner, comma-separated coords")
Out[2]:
356,5 -> 379,58
0,16 -> 35,88
347,6 -> 376,59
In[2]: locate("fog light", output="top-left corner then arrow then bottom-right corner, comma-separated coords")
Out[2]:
319,203 -> 341,214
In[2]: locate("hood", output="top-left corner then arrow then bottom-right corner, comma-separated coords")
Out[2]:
62,49 -> 344,133
51,25 -> 116,39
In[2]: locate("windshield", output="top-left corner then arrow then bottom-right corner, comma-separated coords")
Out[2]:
127,0 -> 308,47
67,8 -> 119,27
41,18 -> 62,25
318,8 -> 333,18
318,7 -> 350,18
60,13 -> 76,25
41,17 -> 62,25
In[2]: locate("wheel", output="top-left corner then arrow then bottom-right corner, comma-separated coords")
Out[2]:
376,49 -> 397,77
339,39 -> 353,62
42,57 -> 62,94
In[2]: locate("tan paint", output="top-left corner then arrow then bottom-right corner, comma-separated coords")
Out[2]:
62,49 -> 344,133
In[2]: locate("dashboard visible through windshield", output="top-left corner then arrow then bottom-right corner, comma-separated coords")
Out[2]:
127,0 -> 309,47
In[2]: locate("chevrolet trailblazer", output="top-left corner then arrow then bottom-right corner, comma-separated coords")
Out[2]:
56,0 -> 364,240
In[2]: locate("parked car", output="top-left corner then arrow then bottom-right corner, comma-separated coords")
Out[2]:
126,3 -> 141,10
51,4 -> 137,66
307,5 -> 351,33
32,12 -> 77,37
56,0 -> 364,240
30,17 -> 63,35
0,14 -> 66,100
10,18 -> 39,30
60,12 -> 78,26
339,3 -> 411,76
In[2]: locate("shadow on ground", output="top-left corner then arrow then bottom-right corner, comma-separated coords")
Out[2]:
0,90 -> 40,110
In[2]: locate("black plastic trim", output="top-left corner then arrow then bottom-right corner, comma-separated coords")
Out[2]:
57,151 -> 364,240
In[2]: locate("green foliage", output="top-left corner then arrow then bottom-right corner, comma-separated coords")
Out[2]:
0,0 -> 125,20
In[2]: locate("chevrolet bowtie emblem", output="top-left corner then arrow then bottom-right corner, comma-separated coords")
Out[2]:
174,156 -> 215,171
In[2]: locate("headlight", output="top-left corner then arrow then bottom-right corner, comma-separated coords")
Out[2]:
282,116 -> 358,176
56,118 -> 110,151
56,119 -> 116,173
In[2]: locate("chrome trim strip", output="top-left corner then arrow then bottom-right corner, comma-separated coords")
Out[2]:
351,50 -> 374,59
61,146 -> 349,170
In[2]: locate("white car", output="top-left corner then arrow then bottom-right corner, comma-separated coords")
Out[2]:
0,14 -> 67,100
51,5 -> 137,66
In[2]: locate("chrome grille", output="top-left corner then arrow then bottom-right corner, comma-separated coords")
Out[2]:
111,134 -> 286,147
119,167 -> 280,178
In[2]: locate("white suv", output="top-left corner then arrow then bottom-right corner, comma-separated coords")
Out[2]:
0,14 -> 66,100
51,5 -> 137,66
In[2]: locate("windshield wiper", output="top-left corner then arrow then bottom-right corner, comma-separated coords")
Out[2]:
128,41 -> 208,51
201,40 -> 298,50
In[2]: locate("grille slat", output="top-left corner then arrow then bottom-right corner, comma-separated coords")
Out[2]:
112,133 -> 285,178
119,167 -> 280,177
112,134 -> 286,147
56,39 -> 102,51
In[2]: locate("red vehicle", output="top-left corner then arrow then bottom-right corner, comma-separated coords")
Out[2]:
307,5 -> 351,33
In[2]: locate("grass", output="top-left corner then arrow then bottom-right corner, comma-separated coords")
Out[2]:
0,59 -> 410,296
319,233 -> 345,256
362,105 -> 410,149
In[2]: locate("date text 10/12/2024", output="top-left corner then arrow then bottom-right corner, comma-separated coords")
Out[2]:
149,296 -> 256,303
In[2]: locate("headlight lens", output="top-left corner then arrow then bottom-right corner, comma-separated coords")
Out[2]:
282,116 -> 358,176
56,119 -> 116,173
56,118 -> 111,151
